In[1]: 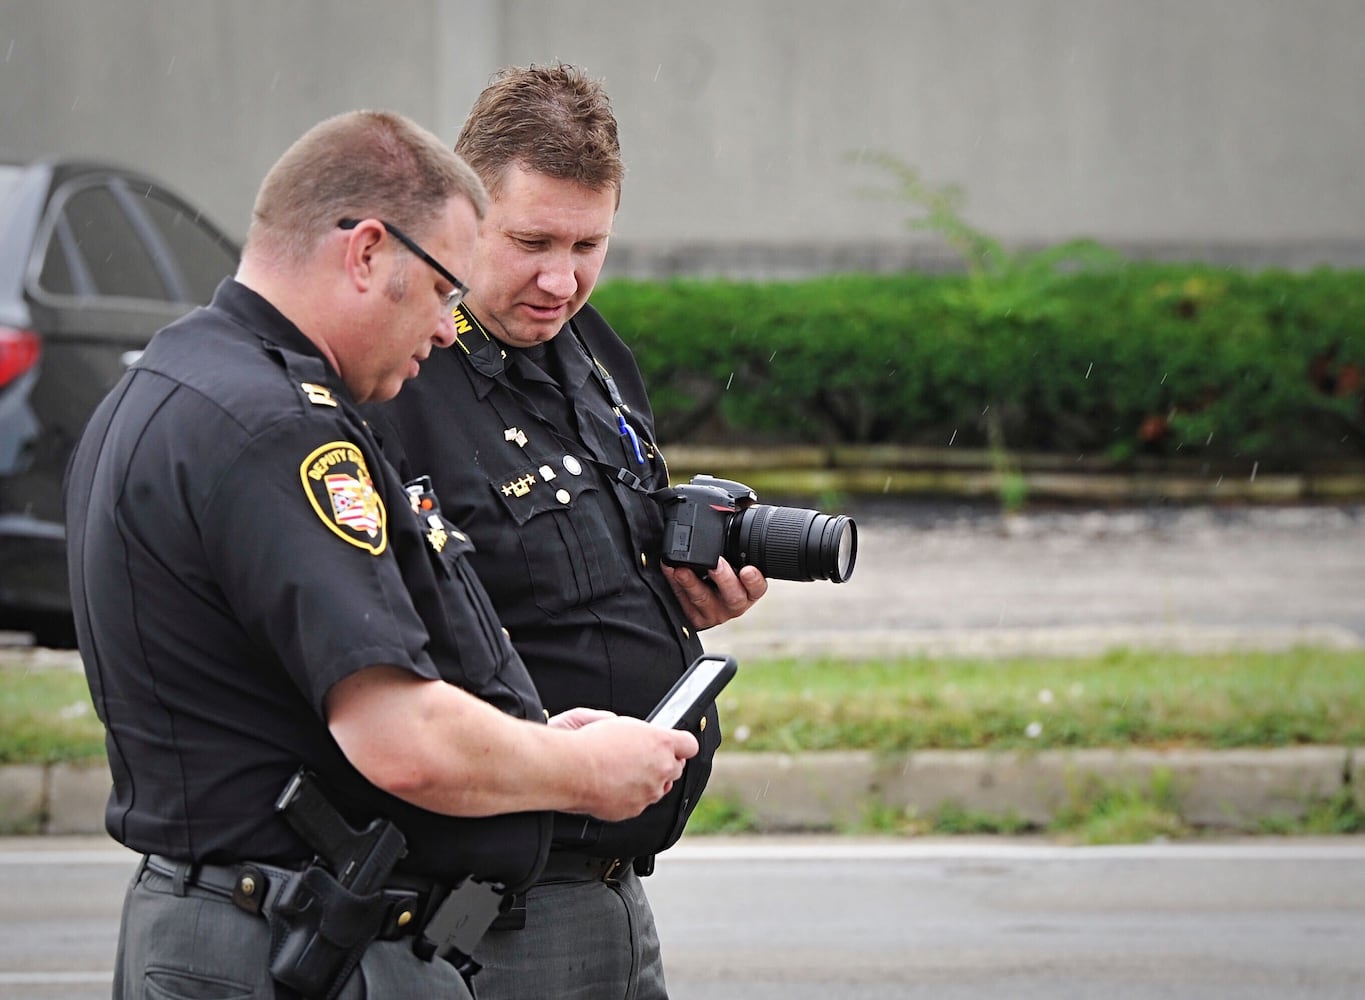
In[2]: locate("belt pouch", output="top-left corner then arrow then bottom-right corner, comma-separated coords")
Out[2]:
268,864 -> 389,1000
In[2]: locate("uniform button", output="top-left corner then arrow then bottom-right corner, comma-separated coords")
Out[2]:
682,627 -> 691,638
700,716 -> 707,732
640,552 -> 648,567
539,464 -> 556,480
563,455 -> 583,475
238,875 -> 256,897
397,909 -> 413,928
501,627 -> 511,640
556,489 -> 571,504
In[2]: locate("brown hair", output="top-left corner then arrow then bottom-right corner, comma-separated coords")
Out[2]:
455,63 -> 623,202
246,109 -> 488,266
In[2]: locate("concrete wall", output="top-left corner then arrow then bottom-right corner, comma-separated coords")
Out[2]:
0,0 -> 493,240
2,0 -> 1362,276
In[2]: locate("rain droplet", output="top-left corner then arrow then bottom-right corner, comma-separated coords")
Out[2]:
5,40 -> 13,62
166,55 -> 175,75
1250,462 -> 1258,482
1084,362 -> 1093,379
726,372 -> 734,390
948,429 -> 957,446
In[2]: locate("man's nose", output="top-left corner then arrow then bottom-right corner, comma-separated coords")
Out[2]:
537,255 -> 577,299
433,307 -> 458,348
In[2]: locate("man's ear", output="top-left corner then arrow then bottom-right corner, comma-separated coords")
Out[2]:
339,219 -> 386,292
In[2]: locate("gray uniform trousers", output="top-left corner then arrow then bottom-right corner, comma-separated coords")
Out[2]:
472,867 -> 667,1000
114,860 -> 472,999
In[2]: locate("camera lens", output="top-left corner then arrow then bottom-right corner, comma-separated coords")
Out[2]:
728,505 -> 858,583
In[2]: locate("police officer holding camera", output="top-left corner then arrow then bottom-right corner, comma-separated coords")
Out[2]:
64,109 -> 697,1000
368,65 -> 770,999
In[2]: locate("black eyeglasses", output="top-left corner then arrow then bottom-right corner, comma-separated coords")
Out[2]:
338,217 -> 470,311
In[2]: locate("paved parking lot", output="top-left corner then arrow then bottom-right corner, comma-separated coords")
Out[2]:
6,499 -> 1364,663
704,499 -> 1365,660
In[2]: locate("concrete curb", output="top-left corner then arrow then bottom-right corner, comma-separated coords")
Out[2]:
664,445 -> 1365,504
4,747 -> 1358,837
705,746 -> 1361,832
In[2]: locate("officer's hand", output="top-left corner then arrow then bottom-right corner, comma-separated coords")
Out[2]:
571,716 -> 698,822
547,707 -> 616,730
662,557 -> 768,630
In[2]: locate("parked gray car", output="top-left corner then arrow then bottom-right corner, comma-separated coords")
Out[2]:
0,158 -> 239,646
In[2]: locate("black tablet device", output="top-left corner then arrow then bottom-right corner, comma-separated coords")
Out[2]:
646,653 -> 738,729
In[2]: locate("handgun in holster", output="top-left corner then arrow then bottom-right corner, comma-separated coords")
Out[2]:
267,769 -> 408,1000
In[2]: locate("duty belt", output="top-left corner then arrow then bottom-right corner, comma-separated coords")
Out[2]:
492,850 -> 656,931
142,854 -> 439,940
537,850 -> 653,883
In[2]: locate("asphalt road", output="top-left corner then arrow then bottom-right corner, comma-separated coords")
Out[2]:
653,837 -> 1365,999
3,835 -> 1363,1000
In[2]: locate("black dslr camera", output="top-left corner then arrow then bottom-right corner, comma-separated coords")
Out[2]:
651,475 -> 857,583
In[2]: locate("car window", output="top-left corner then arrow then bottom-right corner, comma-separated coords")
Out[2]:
37,224 -> 76,295
40,185 -> 167,300
0,167 -> 23,209
140,191 -> 237,302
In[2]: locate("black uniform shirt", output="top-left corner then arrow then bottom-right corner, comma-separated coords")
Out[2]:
64,279 -> 551,889
370,304 -> 719,859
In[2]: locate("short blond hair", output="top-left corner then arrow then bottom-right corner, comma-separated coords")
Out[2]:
246,109 -> 487,266
455,63 -> 623,203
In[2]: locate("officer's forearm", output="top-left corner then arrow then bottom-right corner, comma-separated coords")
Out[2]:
325,665 -> 694,820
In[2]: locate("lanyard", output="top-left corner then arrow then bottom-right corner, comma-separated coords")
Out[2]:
566,325 -> 647,469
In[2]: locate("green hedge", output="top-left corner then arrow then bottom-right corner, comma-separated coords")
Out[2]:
591,263 -> 1365,470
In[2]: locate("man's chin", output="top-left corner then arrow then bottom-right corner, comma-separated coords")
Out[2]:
368,370 -> 414,404
503,325 -> 564,348
511,305 -> 570,342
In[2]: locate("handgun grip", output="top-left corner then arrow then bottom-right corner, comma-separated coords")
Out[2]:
274,769 -> 407,892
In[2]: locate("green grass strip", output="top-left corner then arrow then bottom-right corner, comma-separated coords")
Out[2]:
0,662 -> 104,764
713,647 -> 1365,752
3,646 -> 1362,764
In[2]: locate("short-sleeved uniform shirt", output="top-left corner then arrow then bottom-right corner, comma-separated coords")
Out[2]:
369,304 -> 719,860
64,279 -> 551,890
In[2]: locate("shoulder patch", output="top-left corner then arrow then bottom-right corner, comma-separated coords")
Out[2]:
299,441 -> 387,554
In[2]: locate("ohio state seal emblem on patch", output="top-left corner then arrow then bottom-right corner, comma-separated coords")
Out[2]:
299,441 -> 387,554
